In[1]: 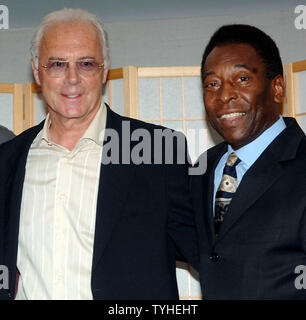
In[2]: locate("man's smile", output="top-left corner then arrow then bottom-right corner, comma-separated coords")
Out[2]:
220,112 -> 246,120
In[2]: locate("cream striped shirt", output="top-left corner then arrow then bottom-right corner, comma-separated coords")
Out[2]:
15,104 -> 106,300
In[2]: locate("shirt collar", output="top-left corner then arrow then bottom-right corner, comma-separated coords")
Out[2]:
228,116 -> 286,169
39,103 -> 107,147
81,103 -> 106,146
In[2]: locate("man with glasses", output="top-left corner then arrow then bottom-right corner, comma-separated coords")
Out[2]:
0,8 -> 197,300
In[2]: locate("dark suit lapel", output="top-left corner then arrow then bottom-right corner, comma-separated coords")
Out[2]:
203,164 -> 216,247
218,152 -> 283,239
218,117 -> 305,239
206,145 -> 227,245
193,143 -> 227,247
8,123 -> 44,218
92,106 -> 136,271
4,123 -> 43,272
192,162 -> 211,249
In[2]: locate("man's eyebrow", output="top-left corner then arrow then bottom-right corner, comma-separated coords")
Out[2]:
203,64 -> 258,80
202,71 -> 215,80
78,56 -> 96,60
48,57 -> 66,61
234,64 -> 257,73
47,56 -> 96,61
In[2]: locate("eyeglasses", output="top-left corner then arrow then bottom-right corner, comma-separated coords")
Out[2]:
41,59 -> 104,77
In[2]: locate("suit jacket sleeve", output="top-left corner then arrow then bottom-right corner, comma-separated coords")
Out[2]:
166,132 -> 199,270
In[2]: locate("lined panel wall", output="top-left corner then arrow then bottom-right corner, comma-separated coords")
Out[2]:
135,66 -> 218,166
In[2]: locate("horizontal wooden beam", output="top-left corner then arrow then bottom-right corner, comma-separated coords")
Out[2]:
138,66 -> 201,78
0,83 -> 15,93
292,60 -> 306,73
107,68 -> 123,80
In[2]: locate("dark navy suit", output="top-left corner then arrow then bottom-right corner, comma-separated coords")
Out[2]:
191,117 -> 306,299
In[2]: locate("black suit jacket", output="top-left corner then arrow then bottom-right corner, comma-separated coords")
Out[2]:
0,105 -> 198,300
191,117 -> 306,299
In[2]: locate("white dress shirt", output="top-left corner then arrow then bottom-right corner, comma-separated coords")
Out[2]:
15,104 -> 106,299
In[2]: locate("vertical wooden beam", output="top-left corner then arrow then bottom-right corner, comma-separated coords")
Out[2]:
24,83 -> 35,130
13,84 -> 23,134
123,66 -> 139,119
107,80 -> 113,109
293,72 -> 298,116
181,77 -> 186,135
159,78 -> 163,125
285,63 -> 297,118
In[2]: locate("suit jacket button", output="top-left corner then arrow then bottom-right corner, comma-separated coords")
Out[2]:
210,252 -> 220,262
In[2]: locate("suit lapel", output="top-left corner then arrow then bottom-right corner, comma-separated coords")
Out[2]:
92,106 -> 136,271
8,123 -> 44,219
206,146 -> 227,246
193,143 -> 227,247
218,117 -> 305,239
192,162 -> 212,249
218,152 -> 283,239
4,123 -> 43,274
203,165 -> 215,247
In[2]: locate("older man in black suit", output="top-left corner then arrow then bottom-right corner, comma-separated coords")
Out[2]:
0,8 -> 197,300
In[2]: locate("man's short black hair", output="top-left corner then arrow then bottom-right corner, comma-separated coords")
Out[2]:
201,24 -> 283,82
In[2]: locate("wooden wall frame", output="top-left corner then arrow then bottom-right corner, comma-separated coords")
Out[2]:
286,59 -> 306,119
0,83 -> 23,134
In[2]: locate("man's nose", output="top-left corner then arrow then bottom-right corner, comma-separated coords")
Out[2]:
65,62 -> 81,85
218,82 -> 238,104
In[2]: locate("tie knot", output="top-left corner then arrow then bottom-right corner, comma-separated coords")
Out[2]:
226,152 -> 240,167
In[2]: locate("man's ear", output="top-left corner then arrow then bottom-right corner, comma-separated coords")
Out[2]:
102,67 -> 109,85
271,75 -> 285,104
32,60 -> 41,86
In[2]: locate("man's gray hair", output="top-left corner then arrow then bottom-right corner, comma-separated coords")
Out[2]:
31,8 -> 110,69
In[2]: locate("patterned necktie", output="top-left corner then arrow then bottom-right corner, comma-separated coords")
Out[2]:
214,152 -> 241,236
